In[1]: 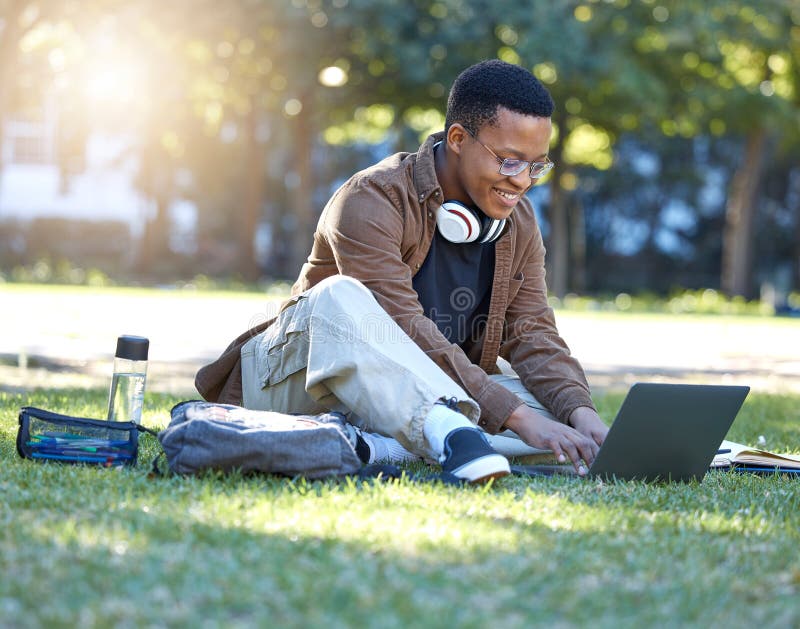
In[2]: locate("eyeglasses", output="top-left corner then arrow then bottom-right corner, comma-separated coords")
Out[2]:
465,128 -> 554,179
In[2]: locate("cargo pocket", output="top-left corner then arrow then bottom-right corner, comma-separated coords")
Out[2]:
256,295 -> 312,387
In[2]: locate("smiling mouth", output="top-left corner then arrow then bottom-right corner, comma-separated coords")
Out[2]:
493,187 -> 519,203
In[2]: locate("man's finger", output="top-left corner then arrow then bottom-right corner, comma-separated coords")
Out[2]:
558,439 -> 585,473
575,436 -> 599,467
550,443 -> 566,464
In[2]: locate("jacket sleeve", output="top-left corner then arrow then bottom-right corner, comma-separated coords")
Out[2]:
318,177 -> 525,431
501,222 -> 596,422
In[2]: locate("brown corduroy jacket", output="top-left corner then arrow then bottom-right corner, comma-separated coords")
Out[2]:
195,132 -> 595,434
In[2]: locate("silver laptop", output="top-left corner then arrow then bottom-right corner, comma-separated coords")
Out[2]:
514,383 -> 750,482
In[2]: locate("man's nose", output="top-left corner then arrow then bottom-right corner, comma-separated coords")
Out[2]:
507,168 -> 532,191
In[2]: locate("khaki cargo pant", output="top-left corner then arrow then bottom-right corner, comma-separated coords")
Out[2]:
241,275 -> 555,459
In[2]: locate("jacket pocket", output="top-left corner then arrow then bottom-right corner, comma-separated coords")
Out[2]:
507,272 -> 524,303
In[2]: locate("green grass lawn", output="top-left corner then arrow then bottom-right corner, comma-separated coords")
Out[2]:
1,388 -> 799,628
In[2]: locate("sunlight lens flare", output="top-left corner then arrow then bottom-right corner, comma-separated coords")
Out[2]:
318,66 -> 348,87
84,61 -> 144,105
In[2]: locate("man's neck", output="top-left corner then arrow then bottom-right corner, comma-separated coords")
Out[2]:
433,140 -> 467,204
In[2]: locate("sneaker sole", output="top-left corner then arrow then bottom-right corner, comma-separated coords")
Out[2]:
450,453 -> 511,483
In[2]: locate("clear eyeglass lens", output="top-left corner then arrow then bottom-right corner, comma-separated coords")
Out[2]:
499,160 -> 528,176
530,162 -> 553,179
499,159 -> 553,178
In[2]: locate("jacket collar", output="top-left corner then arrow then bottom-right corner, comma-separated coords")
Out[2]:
413,132 -> 445,205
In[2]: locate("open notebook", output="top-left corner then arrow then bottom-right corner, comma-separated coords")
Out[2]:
711,440 -> 800,474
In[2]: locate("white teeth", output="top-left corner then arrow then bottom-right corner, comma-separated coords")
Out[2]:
495,189 -> 517,199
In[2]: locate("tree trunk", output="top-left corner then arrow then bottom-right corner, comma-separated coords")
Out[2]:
546,131 -> 569,299
548,181 -> 569,298
569,196 -> 586,294
289,100 -> 315,277
721,129 -> 768,298
138,196 -> 171,277
794,182 -> 800,293
238,108 -> 264,281
136,141 -> 172,277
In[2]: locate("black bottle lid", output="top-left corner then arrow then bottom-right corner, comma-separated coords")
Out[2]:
115,335 -> 149,361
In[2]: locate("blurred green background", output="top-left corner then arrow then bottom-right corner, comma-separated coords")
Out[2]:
0,0 -> 798,306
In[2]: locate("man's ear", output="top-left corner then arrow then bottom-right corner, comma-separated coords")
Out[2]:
446,123 -> 469,157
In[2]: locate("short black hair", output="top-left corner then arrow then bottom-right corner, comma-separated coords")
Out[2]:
445,59 -> 554,134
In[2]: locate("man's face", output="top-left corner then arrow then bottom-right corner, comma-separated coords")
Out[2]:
448,106 -> 552,221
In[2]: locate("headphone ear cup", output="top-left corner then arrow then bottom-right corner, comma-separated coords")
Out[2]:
436,201 -> 481,243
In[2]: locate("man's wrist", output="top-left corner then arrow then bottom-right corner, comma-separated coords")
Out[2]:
501,401 -> 530,433
568,405 -> 599,427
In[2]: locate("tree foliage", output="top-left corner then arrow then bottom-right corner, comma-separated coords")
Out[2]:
1,0 -> 798,297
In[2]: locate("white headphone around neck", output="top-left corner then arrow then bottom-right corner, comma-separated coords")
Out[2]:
436,200 -> 506,244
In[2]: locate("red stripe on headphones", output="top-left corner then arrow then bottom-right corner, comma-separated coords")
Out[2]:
446,208 -> 473,240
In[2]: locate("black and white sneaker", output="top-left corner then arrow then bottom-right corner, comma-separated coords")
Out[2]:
440,428 -> 510,483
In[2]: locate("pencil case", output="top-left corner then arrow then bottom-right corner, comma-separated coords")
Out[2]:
17,406 -> 143,467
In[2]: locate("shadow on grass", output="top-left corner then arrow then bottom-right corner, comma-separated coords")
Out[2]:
2,474 -> 798,627
2,389 -> 800,626
2,444 -> 800,626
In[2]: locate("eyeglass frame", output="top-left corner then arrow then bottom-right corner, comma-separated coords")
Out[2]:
464,127 -> 554,180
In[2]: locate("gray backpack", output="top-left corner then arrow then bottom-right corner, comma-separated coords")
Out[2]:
157,401 -> 363,479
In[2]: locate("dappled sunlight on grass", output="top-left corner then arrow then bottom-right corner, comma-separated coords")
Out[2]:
4,462 -> 800,626
2,390 -> 800,625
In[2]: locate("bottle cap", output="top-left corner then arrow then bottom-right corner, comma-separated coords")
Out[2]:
115,335 -> 149,361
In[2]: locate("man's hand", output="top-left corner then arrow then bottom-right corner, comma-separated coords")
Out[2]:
503,405 -> 600,475
568,406 -> 609,447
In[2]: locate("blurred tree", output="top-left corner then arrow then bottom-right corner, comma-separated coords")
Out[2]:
3,0 -> 798,295
162,0 -> 508,278
506,0 -> 800,299
208,0 -> 800,292
707,2 -> 799,298
625,0 -> 800,298
150,1 -> 373,278
487,1 -> 670,297
322,1 -> 606,296
119,2 -> 195,277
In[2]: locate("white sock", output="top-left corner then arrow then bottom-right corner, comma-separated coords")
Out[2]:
423,402 -> 475,456
360,433 -> 420,464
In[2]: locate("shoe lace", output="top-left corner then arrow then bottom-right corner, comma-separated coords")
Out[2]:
438,396 -> 460,412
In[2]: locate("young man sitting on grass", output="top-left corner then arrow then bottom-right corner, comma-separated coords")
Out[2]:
196,59 -> 608,482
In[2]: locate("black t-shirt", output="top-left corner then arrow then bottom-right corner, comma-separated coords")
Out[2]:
412,227 -> 496,349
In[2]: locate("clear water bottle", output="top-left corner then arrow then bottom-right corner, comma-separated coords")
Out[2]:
107,335 -> 149,423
